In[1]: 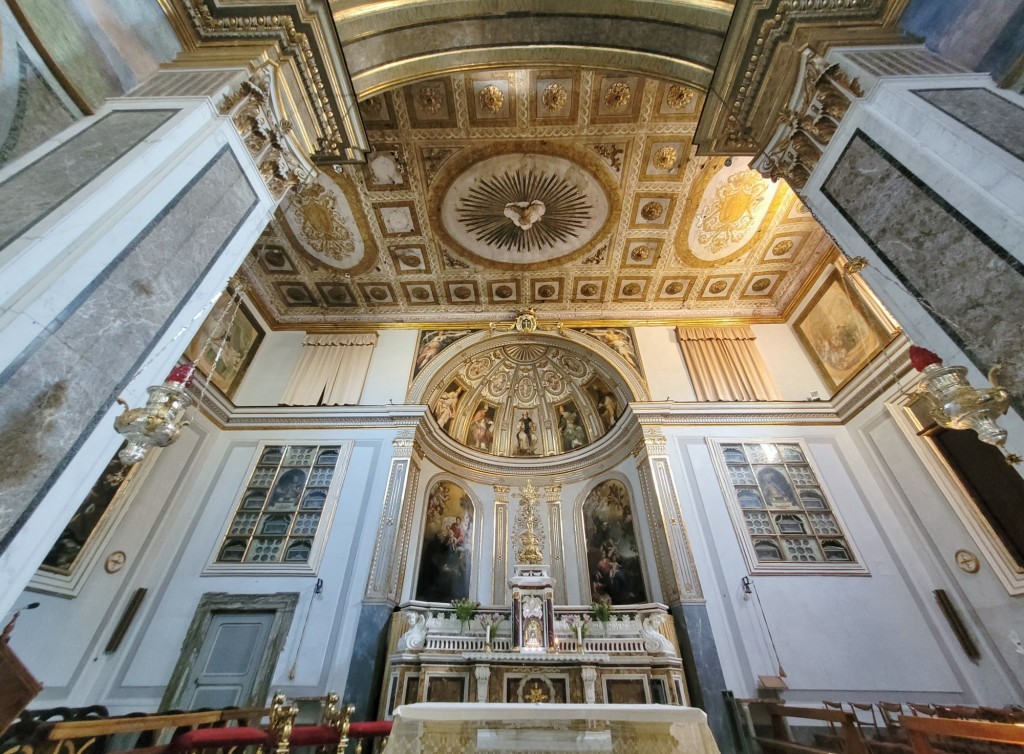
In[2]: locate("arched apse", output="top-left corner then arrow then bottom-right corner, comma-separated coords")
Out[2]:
414,477 -> 478,603
409,330 -> 648,459
577,477 -> 649,605
333,1 -> 731,98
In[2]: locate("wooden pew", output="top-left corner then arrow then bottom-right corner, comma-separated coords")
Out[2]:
899,715 -> 1024,754
753,704 -> 869,754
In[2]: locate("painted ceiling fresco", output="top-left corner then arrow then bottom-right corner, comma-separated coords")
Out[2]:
241,68 -> 833,326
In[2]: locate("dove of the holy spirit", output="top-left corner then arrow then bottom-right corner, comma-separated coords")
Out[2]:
503,200 -> 546,230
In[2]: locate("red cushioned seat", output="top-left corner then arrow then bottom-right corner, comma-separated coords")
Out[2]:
170,726 -> 270,751
288,725 -> 341,747
347,722 -> 392,738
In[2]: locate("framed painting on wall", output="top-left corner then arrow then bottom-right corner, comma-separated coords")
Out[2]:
184,296 -> 264,398
793,270 -> 893,392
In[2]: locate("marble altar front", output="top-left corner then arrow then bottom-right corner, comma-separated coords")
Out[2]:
385,703 -> 721,754
379,598 -> 686,712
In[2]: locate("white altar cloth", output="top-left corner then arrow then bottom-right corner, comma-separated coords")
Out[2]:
386,703 -> 722,754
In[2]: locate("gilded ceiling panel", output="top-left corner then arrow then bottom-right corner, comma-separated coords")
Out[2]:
240,67 -> 833,327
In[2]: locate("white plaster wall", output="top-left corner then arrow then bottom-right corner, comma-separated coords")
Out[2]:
847,399 -> 1024,695
362,329 -> 418,405
10,415 -> 402,712
668,421 -> 1021,704
751,323 -> 828,401
634,326 -> 696,402
232,329 -> 304,405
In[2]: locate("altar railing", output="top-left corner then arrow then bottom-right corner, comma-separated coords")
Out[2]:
393,602 -> 679,658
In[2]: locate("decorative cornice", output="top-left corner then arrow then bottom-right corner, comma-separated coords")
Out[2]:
163,0 -> 368,163
694,0 -> 908,156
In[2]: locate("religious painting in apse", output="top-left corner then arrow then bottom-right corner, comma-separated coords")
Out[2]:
431,380 -> 465,434
512,408 -> 541,456
556,399 -> 589,452
585,375 -> 621,433
583,480 -> 648,604
465,401 -> 498,452
415,481 -> 474,602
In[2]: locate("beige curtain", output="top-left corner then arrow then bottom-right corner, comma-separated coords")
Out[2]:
677,326 -> 780,402
281,333 -> 378,406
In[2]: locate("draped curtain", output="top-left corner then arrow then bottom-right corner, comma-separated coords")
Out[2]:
281,333 -> 378,406
676,326 -> 780,402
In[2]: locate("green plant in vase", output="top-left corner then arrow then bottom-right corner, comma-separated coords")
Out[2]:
451,598 -> 479,633
591,600 -> 612,635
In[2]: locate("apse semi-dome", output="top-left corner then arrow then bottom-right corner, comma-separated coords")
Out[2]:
423,338 -> 633,458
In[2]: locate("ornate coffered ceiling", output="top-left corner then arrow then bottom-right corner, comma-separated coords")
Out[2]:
240,67 -> 836,328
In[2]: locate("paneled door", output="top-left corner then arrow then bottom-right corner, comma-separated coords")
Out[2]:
180,611 -> 275,709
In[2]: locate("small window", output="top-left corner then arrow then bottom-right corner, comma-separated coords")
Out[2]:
215,444 -> 342,566
754,540 -> 783,561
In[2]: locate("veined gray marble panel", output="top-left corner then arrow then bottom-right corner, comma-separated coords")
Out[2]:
914,88 -> 1024,162
0,109 -> 176,250
672,603 -> 736,754
0,49 -> 77,169
0,147 -> 258,552
345,602 -> 395,720
822,131 -> 1024,415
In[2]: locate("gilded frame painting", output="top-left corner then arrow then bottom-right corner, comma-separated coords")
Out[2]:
185,297 -> 264,398
793,271 -> 892,392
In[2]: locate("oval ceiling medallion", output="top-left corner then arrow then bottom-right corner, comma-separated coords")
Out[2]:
675,157 -> 782,267
431,143 -> 616,269
280,170 -> 375,273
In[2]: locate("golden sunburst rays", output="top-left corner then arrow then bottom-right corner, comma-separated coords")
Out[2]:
456,168 -> 594,254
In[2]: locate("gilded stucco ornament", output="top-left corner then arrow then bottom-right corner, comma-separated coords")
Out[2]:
541,82 -> 568,112
753,51 -> 863,191
220,67 -> 314,199
478,84 -> 505,113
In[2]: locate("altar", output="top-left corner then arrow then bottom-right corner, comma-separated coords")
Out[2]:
385,703 -> 721,754
379,485 -> 688,714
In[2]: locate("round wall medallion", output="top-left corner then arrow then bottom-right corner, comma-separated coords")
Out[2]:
752,277 -> 771,292
478,84 -> 505,113
580,283 -> 598,297
665,282 -> 684,295
453,286 -> 472,300
104,550 -> 127,574
630,245 -> 651,262
542,83 -> 567,112
653,146 -> 678,170
604,81 -> 631,109
640,201 -> 664,221
494,285 -> 513,299
537,284 -> 556,298
411,287 -> 430,300
369,287 -> 389,301
772,239 -> 794,256
622,283 -> 641,296
709,280 -> 727,294
416,85 -> 444,114
954,549 -> 980,573
666,84 -> 694,109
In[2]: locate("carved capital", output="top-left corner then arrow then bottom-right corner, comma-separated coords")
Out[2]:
219,65 -> 314,199
753,50 -> 864,192
165,0 -> 368,164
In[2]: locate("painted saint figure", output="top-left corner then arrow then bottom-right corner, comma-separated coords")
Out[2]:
515,411 -> 538,455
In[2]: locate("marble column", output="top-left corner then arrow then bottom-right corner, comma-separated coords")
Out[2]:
348,433 -> 420,720
0,64 -> 303,615
635,423 -> 734,754
756,45 -> 1024,448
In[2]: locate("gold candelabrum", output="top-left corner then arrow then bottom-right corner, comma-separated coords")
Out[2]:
113,364 -> 194,465
910,345 -> 1011,450
515,481 -> 544,565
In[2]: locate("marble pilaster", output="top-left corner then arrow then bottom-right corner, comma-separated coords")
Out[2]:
364,433 -> 418,603
0,147 -> 257,551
